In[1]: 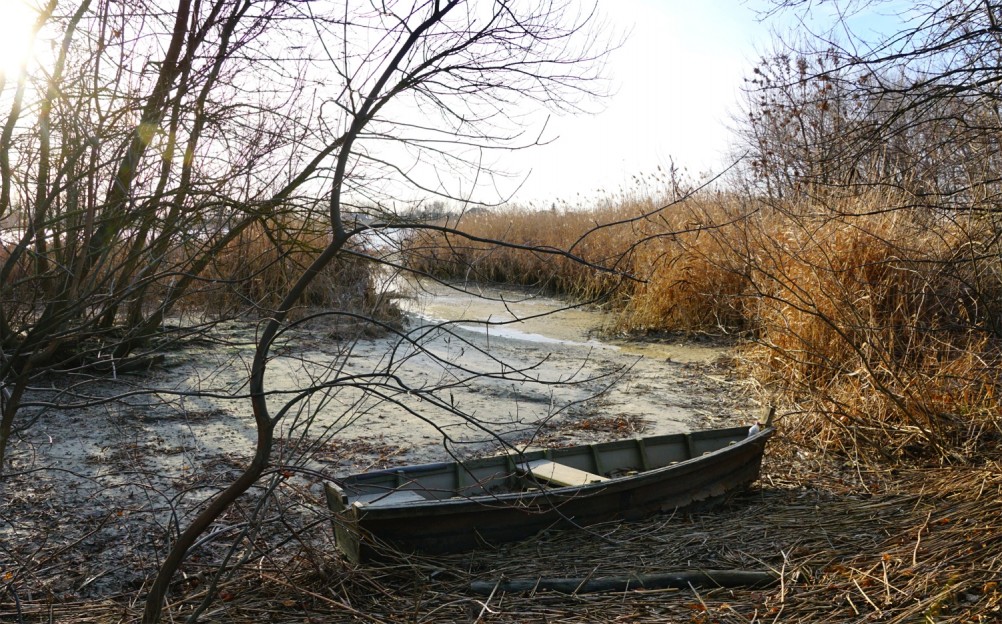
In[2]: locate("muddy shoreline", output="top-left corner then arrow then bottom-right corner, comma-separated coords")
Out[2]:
1,279 -> 759,603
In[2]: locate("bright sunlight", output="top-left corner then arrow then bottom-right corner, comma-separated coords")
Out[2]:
0,0 -> 40,81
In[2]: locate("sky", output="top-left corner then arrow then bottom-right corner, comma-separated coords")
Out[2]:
0,0 -> 906,209
497,0 -> 913,207
499,0 -> 772,207
0,0 -> 765,209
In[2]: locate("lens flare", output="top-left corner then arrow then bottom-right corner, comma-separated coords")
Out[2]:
0,0 -> 40,82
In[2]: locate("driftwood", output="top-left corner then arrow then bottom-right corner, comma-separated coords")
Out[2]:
470,569 -> 779,595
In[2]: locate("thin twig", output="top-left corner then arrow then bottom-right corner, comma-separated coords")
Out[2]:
913,510 -> 932,567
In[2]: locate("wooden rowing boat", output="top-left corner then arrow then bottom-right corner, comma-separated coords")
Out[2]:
325,425 -> 774,562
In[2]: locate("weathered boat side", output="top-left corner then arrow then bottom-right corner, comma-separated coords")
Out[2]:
326,426 -> 773,562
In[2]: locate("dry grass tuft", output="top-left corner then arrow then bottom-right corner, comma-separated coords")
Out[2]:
613,195 -> 754,334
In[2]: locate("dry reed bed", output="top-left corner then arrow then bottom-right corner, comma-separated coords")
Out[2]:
187,218 -> 380,317
739,207 -> 1002,459
403,195 -> 1002,459
402,202 -> 659,301
13,441 -> 998,623
0,215 -> 380,324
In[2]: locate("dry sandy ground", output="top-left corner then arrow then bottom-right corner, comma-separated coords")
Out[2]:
0,279 -> 759,607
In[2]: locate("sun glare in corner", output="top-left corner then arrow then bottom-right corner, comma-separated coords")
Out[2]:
0,0 -> 41,81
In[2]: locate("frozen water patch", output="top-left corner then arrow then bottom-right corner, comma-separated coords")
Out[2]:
454,321 -> 613,348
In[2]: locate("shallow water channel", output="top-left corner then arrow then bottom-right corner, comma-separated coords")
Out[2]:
400,279 -> 730,363
377,279 -> 756,457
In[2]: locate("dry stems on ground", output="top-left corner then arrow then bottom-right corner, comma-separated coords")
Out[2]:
7,436 -> 999,623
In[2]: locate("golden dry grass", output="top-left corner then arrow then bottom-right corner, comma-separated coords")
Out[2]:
185,218 -> 388,322
401,191 -> 1002,461
740,204 -> 1002,459
403,205 -> 636,300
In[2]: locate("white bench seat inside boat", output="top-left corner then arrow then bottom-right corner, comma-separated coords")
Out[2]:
518,459 -> 609,487
355,489 -> 431,507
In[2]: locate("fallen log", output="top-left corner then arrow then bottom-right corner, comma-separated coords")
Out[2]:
470,569 -> 779,595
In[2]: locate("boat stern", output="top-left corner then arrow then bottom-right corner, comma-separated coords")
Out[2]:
324,483 -> 363,564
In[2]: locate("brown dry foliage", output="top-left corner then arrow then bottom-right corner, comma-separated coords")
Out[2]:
403,204 -> 644,300
184,218 -> 388,322
0,216 -> 385,327
741,202 -> 1002,459
402,192 -> 1002,461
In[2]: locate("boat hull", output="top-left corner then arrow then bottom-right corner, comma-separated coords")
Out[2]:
326,426 -> 773,562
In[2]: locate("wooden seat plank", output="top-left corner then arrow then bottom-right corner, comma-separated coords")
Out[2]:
355,489 -> 431,507
518,459 -> 609,487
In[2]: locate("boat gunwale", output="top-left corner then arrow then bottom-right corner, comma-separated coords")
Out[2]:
333,427 -> 774,513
